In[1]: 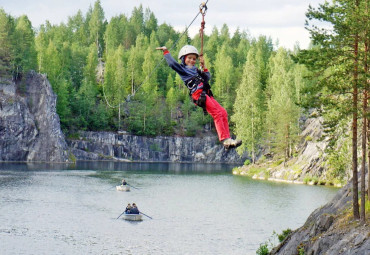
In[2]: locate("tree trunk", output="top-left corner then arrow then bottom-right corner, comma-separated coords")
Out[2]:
361,91 -> 367,222
285,124 -> 289,160
118,103 -> 121,131
365,37 -> 370,201
352,32 -> 360,220
131,70 -> 134,95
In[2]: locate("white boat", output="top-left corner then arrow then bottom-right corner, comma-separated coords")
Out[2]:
116,185 -> 130,191
122,213 -> 142,221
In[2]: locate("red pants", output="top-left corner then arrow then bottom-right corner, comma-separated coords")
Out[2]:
192,90 -> 230,141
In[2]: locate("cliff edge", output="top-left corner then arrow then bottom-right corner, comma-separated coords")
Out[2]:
0,71 -> 70,162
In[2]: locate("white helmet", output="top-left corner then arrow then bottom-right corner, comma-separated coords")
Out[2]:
178,45 -> 199,60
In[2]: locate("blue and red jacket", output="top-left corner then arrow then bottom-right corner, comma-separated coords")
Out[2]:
163,50 -> 211,98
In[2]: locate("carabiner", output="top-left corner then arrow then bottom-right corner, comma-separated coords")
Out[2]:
199,2 -> 208,15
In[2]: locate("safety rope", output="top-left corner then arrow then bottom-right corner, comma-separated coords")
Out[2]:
102,1 -> 209,109
199,2 -> 207,70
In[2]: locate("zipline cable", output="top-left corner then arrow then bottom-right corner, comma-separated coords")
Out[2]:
102,1 -> 209,109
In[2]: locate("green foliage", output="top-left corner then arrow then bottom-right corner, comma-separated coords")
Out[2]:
232,44 -> 265,160
365,197 -> 370,214
326,126 -> 351,182
303,0 -> 368,219
305,135 -> 313,142
244,159 -> 251,166
0,9 -> 13,77
276,228 -> 292,242
256,242 -> 269,255
13,15 -> 37,78
266,48 -> 301,159
0,1 -> 311,142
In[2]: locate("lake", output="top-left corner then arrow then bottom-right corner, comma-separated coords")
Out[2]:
0,162 -> 338,255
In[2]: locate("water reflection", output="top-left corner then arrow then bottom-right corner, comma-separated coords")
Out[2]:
0,161 -> 238,174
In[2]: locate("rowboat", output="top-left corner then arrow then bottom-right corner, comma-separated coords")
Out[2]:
122,213 -> 142,221
116,185 -> 130,191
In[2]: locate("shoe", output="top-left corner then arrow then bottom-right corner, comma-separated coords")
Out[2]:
223,138 -> 242,149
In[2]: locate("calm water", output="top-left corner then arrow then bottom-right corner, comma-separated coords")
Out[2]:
0,162 -> 338,255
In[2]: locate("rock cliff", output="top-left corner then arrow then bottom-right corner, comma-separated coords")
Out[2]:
68,131 -> 246,163
270,176 -> 369,255
0,71 -> 70,162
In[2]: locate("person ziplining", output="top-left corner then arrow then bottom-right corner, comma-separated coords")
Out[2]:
156,2 -> 241,150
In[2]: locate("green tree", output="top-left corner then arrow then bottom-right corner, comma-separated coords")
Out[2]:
144,8 -> 158,37
304,0 -> 369,221
127,34 -> 147,95
213,43 -> 234,112
104,16 -> 122,56
13,15 -> 37,79
67,10 -> 88,46
232,46 -> 265,162
0,9 -> 13,77
76,44 -> 99,129
130,5 -> 144,38
88,0 -> 105,57
266,48 -> 300,160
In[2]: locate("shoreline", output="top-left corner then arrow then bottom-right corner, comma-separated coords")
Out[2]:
233,170 -> 343,187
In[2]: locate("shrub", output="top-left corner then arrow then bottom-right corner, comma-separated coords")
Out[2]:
244,159 -> 251,166
256,242 -> 269,255
305,135 -> 313,141
303,176 -> 311,184
271,159 -> 284,167
277,228 -> 292,242
312,176 -> 319,185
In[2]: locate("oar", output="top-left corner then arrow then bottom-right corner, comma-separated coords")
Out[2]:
116,210 -> 126,220
126,183 -> 139,190
139,211 -> 153,219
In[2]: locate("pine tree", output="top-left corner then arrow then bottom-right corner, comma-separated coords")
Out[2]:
304,0 -> 370,220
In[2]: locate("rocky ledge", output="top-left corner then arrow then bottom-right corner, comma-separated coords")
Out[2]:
270,177 -> 369,255
67,131 -> 247,163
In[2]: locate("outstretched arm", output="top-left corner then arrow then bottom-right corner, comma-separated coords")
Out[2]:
156,46 -> 187,77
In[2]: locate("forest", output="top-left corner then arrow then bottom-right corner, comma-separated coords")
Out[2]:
0,1 -> 369,220
0,1 -> 307,158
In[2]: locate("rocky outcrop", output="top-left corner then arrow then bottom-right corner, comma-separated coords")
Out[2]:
68,131 -> 246,163
270,176 -> 370,255
236,116 -> 336,184
0,72 -> 70,162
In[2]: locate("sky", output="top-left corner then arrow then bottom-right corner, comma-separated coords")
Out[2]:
0,0 -> 324,50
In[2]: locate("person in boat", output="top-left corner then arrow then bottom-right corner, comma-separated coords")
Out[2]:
121,179 -> 127,185
130,203 -> 139,214
156,45 -> 242,149
125,203 -> 132,213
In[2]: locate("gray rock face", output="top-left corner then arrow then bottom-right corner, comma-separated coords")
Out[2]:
270,177 -> 370,255
0,71 -> 69,162
68,131 -> 247,163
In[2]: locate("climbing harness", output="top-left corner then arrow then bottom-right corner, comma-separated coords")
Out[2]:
190,1 -> 210,116
102,1 -> 210,110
